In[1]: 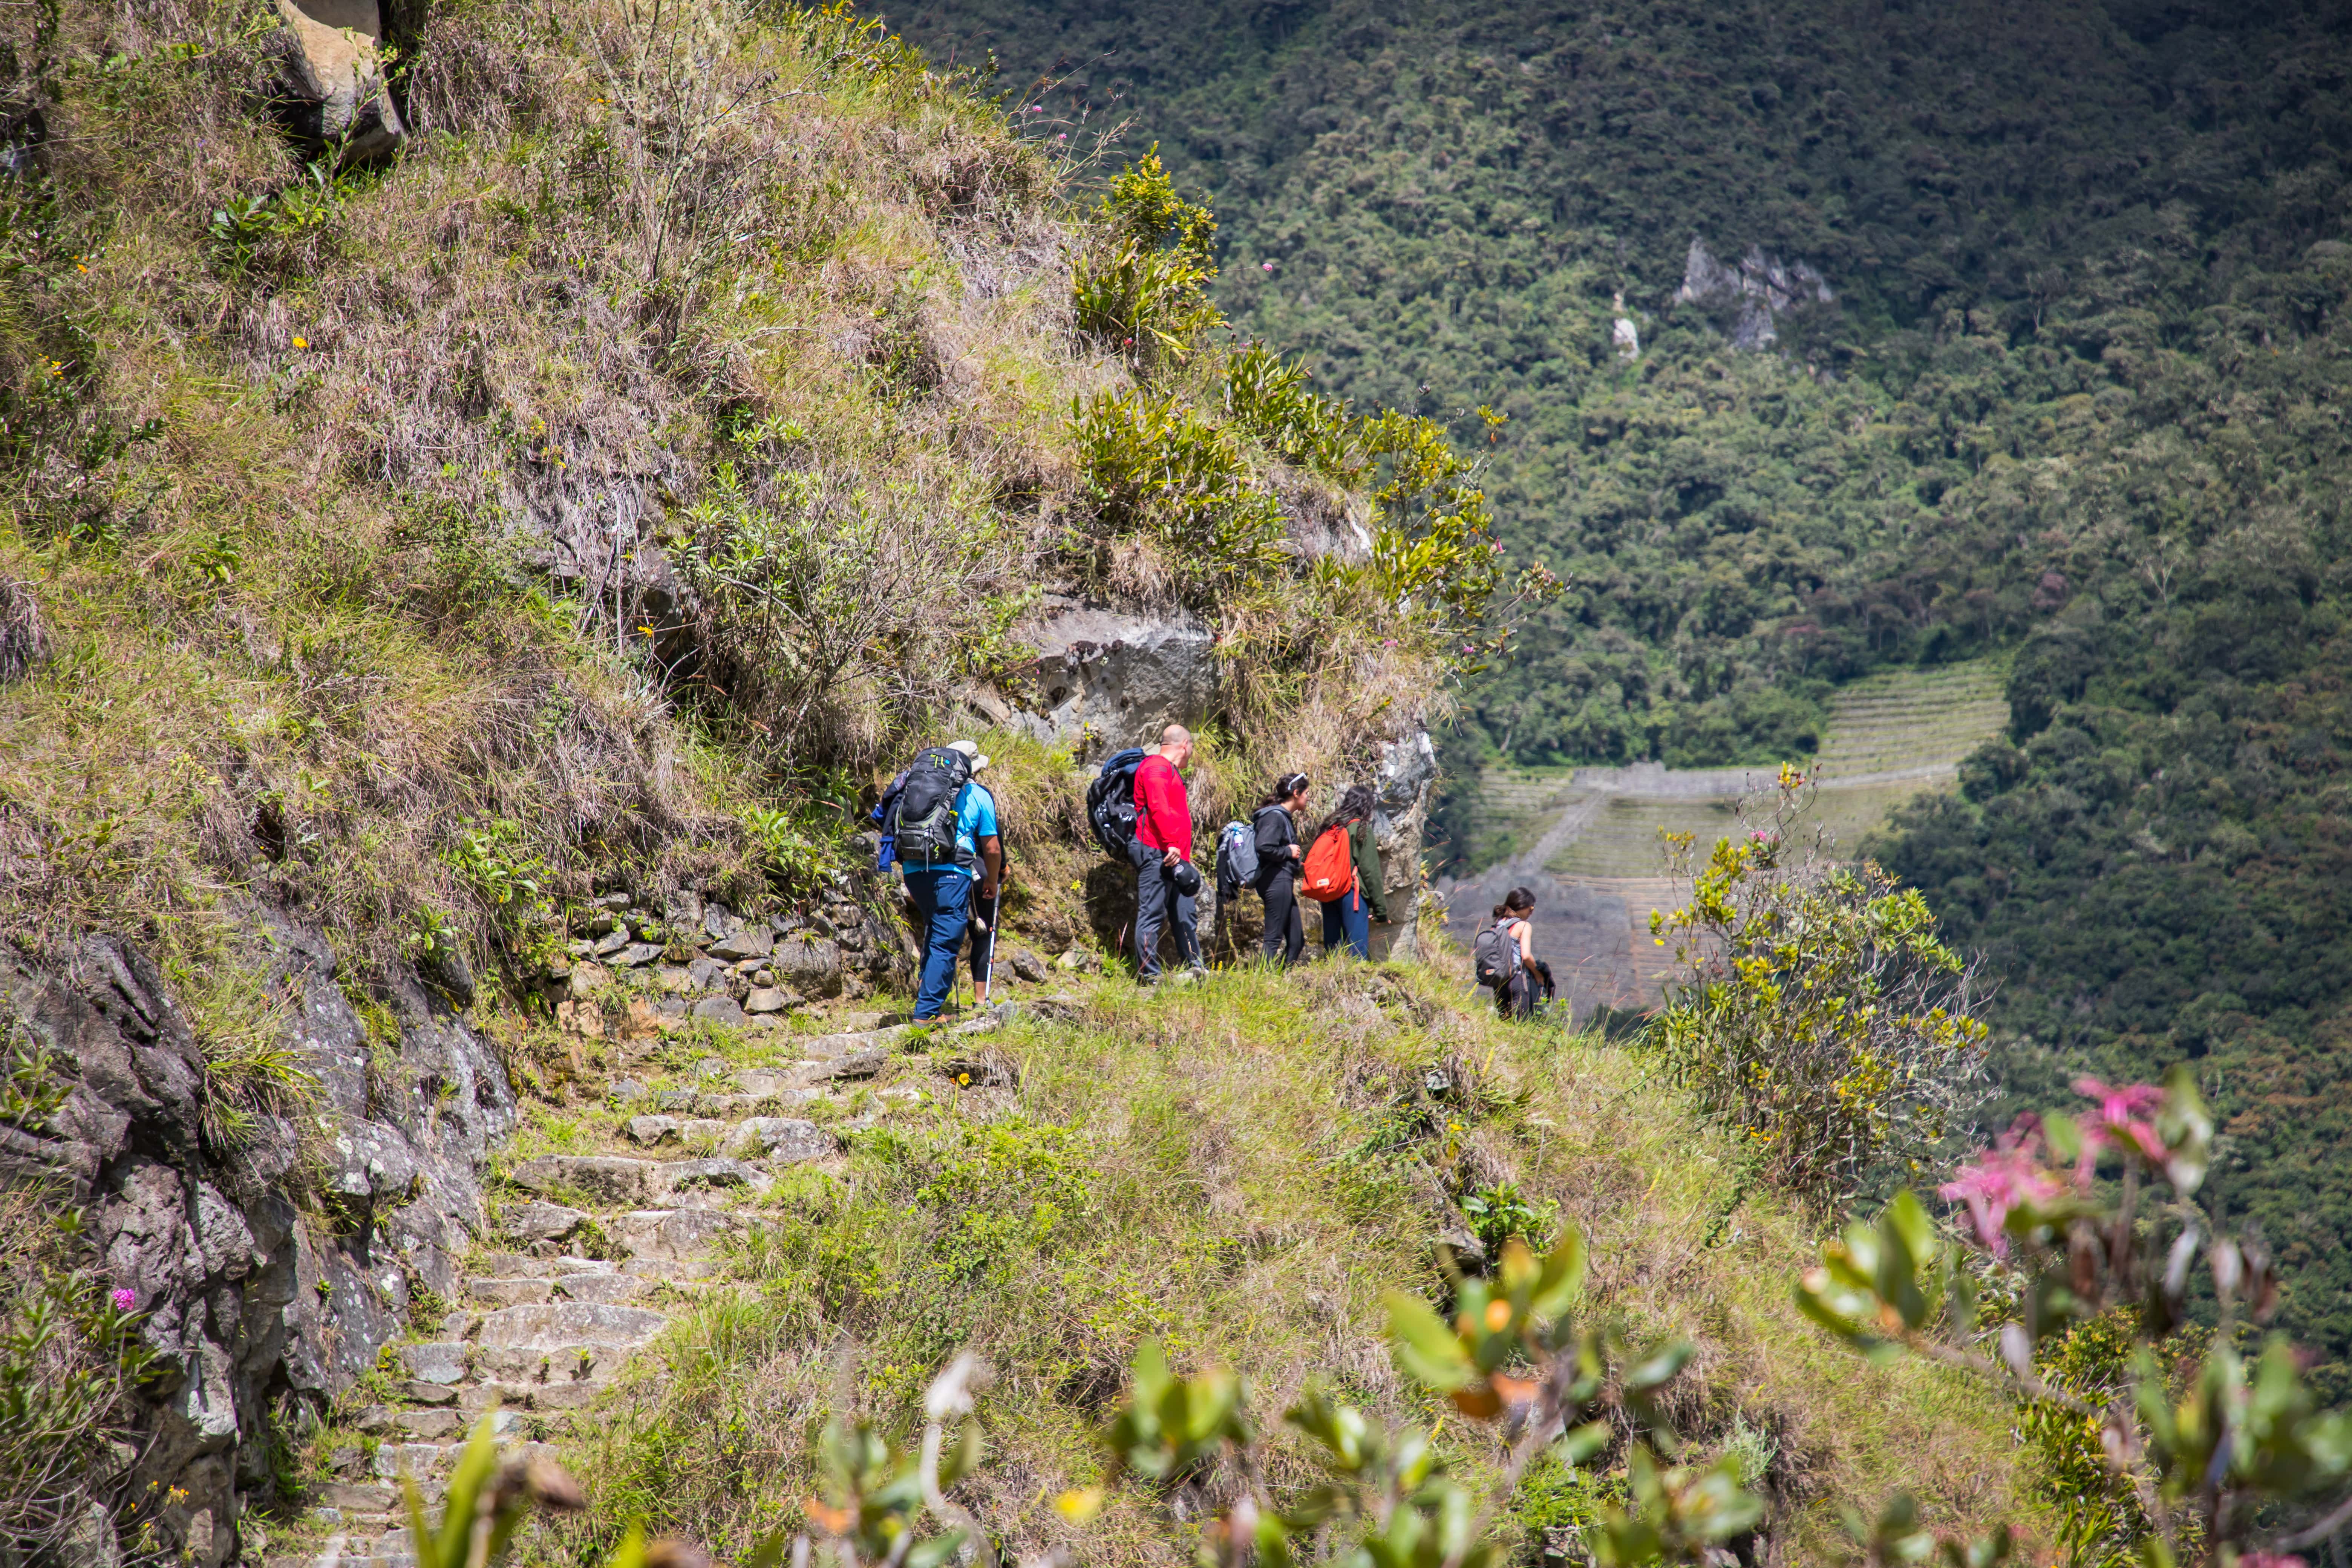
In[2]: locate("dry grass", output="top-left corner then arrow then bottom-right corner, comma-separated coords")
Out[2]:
552,959 -> 2035,1568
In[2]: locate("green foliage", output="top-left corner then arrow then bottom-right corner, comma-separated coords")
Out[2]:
668,461 -> 999,770
0,1200 -> 159,1565
1648,770 -> 1992,1205
1796,1066 -> 2352,1565
1089,1233 -> 1754,1568
1221,343 -> 1363,482
1457,1179 -> 1557,1259
1070,384 -> 1286,591
206,156 -> 352,276
2020,1312 -> 2205,1568
738,804 -> 839,893
1072,147 -> 1221,371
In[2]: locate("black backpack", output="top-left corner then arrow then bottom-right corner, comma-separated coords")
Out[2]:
886,746 -> 973,867
1085,748 -> 1148,861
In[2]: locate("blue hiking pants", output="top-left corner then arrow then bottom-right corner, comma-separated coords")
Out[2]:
904,871 -> 971,1019
1321,885 -> 1372,960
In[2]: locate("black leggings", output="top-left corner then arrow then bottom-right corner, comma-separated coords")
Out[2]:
1259,873 -> 1306,966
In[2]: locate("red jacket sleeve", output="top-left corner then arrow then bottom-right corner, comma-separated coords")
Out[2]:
1134,756 -> 1194,858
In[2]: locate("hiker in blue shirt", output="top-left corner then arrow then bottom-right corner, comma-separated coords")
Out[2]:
899,740 -> 1002,1020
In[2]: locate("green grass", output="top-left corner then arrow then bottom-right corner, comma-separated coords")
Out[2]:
549,960 -> 2030,1568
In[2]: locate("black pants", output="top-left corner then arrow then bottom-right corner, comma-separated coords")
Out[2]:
1496,970 -> 1534,1020
1258,872 -> 1305,965
1135,857 -> 1199,980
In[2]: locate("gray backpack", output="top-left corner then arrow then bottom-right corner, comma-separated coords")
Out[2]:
1473,920 -> 1514,987
1217,821 -> 1260,889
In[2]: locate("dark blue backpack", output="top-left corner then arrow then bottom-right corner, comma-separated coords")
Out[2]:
1084,748 -> 1148,861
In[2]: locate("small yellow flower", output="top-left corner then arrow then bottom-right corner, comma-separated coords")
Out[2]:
292,336 -> 309,349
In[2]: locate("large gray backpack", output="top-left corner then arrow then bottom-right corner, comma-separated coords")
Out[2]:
1473,920 -> 1513,987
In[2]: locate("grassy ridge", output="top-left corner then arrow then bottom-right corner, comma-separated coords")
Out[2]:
551,962 -> 2027,1564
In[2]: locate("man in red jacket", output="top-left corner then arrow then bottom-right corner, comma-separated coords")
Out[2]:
1132,723 -> 1202,985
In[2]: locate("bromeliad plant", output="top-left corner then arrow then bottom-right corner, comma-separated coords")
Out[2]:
1799,1067 -> 2352,1566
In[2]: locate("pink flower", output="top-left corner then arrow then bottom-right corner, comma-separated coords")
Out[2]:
1261,261 -> 1276,271
2237,1556 -> 2306,1568
2074,1076 -> 2168,1163
111,1288 -> 138,1313
1939,1135 -> 2064,1256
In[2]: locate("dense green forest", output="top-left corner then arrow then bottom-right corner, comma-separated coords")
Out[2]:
877,0 -> 2352,1387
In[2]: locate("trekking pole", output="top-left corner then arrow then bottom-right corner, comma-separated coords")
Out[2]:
982,885 -> 999,1008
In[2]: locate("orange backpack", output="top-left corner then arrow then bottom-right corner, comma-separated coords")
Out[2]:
1300,824 -> 1356,903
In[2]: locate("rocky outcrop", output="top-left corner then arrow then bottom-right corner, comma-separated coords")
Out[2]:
1673,238 -> 1833,351
531,874 -> 909,1043
0,915 -> 515,1568
1367,727 -> 1438,962
268,0 -> 404,160
989,600 -> 1217,761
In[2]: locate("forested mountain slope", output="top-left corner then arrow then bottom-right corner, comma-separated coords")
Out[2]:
880,0 -> 2352,1384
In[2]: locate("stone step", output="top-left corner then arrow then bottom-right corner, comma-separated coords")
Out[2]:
467,1272 -> 651,1308
372,1433 -> 558,1482
477,1301 -> 671,1352
609,1207 -> 746,1260
458,1376 -> 609,1412
506,1152 -> 799,1206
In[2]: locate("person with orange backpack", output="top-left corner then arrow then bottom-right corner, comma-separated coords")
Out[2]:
1299,782 -> 1387,960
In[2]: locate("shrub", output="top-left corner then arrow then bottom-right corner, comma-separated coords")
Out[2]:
1068,386 -> 1286,598
668,462 -> 1003,770
1649,766 -> 1993,1206
1221,342 -> 1364,483
0,1038 -> 159,1564
1801,1067 -> 2352,1567
1070,149 -> 1221,371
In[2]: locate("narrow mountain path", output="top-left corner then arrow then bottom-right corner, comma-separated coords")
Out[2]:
283,1003 -> 1030,1568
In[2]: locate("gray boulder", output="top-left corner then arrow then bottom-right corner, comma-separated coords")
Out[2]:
993,601 -> 1216,760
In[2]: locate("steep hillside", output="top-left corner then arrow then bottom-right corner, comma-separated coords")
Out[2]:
880,0 -> 2352,1377
533,963 -> 2026,1568
0,1 -> 1524,1563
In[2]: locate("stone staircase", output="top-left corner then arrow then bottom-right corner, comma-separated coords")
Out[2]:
282,1009 -> 1014,1568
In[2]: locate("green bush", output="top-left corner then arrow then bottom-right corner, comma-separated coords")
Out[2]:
1070,148 -> 1221,371
1069,386 -> 1286,594
1649,768 -> 1992,1206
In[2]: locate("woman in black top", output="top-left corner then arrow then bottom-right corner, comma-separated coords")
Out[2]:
1254,773 -> 1311,965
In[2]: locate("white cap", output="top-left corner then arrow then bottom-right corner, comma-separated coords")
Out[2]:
947,739 -> 990,771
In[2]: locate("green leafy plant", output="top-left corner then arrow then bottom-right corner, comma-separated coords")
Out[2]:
1072,148 -> 1221,370
669,461 -> 997,769
1798,1067 -> 2352,1566
1221,342 -> 1364,482
1070,386 -> 1286,593
0,1201 -> 159,1566
739,804 -> 838,892
1649,766 -> 1993,1205
1458,1179 -> 1558,1258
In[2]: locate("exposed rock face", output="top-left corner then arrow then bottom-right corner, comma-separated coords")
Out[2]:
0,914 -> 514,1568
993,601 -> 1217,760
1673,237 -> 1833,351
269,0 -> 404,159
1611,290 -> 1641,361
1368,727 -> 1439,962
